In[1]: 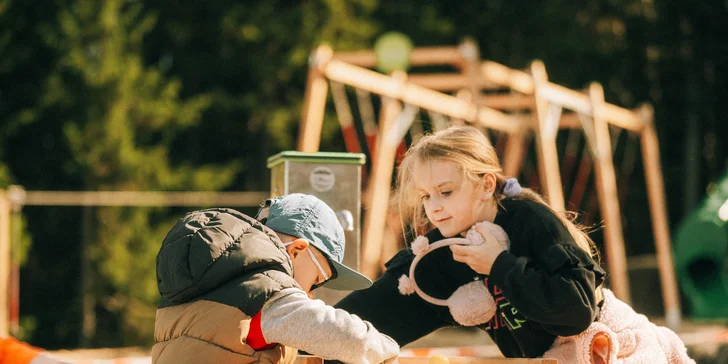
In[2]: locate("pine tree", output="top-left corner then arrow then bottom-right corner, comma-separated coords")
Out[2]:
29,0 -> 236,346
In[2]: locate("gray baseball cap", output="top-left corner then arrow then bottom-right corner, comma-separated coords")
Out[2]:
257,193 -> 372,291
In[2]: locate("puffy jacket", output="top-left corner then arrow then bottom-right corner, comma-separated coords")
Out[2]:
152,208 -> 301,364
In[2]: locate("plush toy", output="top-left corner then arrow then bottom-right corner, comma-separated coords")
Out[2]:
397,221 -> 510,326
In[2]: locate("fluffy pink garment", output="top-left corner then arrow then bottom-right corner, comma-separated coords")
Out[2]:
467,221 -> 510,251
542,289 -> 695,363
398,274 -> 416,295
411,235 -> 430,256
447,280 -> 496,326
399,222 -> 509,326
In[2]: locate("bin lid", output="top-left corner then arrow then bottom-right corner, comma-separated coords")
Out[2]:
267,151 -> 366,168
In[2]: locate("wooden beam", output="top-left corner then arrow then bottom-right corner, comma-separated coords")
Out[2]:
588,82 -> 631,304
0,190 -> 10,337
8,210 -> 20,336
479,94 -> 535,110
407,74 -> 498,92
639,104 -> 682,330
361,72 -> 407,279
355,88 -> 379,160
479,60 -> 645,131
480,61 -> 535,94
536,84 -> 645,132
333,46 -> 463,68
363,102 -> 420,283
328,50 -> 645,132
330,80 -> 362,153
298,45 -> 334,152
459,38 -> 483,125
603,104 -> 645,132
559,113 -> 582,129
501,132 -> 528,178
324,60 -> 526,134
531,61 -> 566,211
21,191 -> 269,207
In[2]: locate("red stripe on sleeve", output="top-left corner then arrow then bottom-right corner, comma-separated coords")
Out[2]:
247,311 -> 277,351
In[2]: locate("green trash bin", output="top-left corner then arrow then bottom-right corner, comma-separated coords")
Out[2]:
673,169 -> 728,319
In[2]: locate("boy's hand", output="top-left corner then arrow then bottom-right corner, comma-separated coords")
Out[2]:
449,224 -> 505,274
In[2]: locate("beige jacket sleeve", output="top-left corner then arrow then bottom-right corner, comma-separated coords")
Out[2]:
260,288 -> 399,364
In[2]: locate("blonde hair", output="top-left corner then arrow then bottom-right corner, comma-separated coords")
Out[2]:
395,125 -> 600,262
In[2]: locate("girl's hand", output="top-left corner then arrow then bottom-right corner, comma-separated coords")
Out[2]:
450,224 -> 506,275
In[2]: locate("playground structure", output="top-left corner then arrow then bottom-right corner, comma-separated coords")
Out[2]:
296,39 -> 681,329
0,37 -> 727,362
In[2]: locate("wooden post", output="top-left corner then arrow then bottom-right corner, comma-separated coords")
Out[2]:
530,61 -> 566,211
361,72 -> 407,278
6,186 -> 25,336
356,89 -> 379,162
458,38 -> 482,122
501,131 -> 528,178
0,190 -> 10,338
451,89 -> 471,126
639,104 -> 682,330
79,205 -> 95,347
297,45 -> 334,152
330,81 -> 362,153
588,82 -> 631,304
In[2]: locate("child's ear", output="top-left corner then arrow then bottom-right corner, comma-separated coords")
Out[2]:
285,238 -> 310,259
482,173 -> 497,194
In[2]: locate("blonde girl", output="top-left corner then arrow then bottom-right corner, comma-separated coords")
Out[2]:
336,125 -> 693,363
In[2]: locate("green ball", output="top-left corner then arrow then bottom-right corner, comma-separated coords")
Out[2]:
374,32 -> 414,73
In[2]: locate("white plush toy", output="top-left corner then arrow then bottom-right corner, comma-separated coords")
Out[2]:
398,221 -> 510,326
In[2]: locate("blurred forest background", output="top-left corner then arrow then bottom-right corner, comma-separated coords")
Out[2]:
1,0 -> 726,349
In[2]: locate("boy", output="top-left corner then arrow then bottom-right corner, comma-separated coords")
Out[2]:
153,193 -> 399,364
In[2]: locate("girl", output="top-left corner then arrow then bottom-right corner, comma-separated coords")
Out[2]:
336,125 -> 693,363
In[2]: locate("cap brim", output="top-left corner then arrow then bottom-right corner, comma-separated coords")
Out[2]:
321,260 -> 373,290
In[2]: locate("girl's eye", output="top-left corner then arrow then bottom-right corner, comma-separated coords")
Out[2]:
420,194 -> 430,201
441,191 -> 452,196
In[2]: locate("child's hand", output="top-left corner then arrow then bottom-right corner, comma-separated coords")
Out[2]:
450,224 -> 506,274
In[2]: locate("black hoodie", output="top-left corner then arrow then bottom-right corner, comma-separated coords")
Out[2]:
336,198 -> 606,358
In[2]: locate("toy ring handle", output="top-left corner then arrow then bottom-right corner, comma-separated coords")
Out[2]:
408,237 -> 471,306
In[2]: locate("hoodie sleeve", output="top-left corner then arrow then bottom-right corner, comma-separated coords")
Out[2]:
489,204 -> 606,336
335,250 -> 452,346
258,288 -> 399,364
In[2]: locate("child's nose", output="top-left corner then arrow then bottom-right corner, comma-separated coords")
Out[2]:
430,200 -> 443,213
